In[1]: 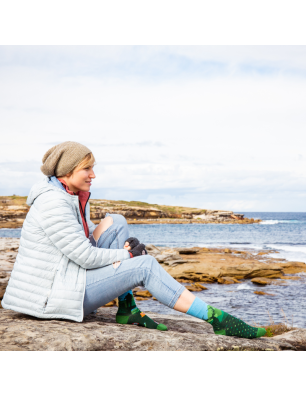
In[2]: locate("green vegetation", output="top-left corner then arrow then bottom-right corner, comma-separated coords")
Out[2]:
253,309 -> 295,337
0,196 -> 28,206
0,195 -> 207,214
90,199 -> 206,214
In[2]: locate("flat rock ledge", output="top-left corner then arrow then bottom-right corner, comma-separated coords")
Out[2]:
0,308 -> 305,351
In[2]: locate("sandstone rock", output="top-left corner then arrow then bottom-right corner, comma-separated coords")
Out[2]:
177,247 -> 200,255
280,276 -> 301,280
272,329 -> 306,351
134,290 -> 152,298
217,277 -> 241,284
186,284 -> 204,292
279,261 -> 306,274
104,300 -> 117,307
0,283 -> 6,301
219,264 -> 283,280
224,249 -> 232,254
145,244 -> 162,256
251,277 -> 287,286
251,278 -> 272,285
164,260 -> 187,267
254,291 -> 275,296
0,307 -> 302,351
154,249 -> 182,263
194,283 -> 208,290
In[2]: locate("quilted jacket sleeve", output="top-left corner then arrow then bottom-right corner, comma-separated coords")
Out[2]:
34,192 -> 130,269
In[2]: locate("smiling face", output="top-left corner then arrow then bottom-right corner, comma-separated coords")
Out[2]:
59,153 -> 96,193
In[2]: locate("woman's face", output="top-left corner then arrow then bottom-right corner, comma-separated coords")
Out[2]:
63,165 -> 96,193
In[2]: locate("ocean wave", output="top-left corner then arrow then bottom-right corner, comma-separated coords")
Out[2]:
260,220 -> 306,225
266,244 -> 306,254
237,284 -> 253,290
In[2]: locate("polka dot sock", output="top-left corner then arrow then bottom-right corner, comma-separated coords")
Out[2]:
116,290 -> 167,331
207,305 -> 266,339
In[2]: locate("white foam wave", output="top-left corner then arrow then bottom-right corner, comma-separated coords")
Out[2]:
267,244 -> 306,254
236,284 -> 253,290
260,220 -> 305,225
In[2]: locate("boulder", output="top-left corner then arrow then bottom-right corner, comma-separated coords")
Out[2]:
145,244 -> 162,256
154,249 -> 182,263
251,278 -> 272,285
279,262 -> 306,274
254,291 -> 275,296
177,247 -> 200,255
164,259 -> 190,267
0,307 -> 303,351
194,283 -> 208,290
251,277 -> 287,286
219,264 -> 283,280
217,277 -> 241,284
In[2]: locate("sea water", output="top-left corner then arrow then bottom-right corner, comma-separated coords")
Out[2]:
1,212 -> 306,327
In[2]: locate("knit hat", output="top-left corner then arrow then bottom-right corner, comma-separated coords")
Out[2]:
41,141 -> 92,177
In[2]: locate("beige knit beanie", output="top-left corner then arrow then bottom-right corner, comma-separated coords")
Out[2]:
41,141 -> 92,177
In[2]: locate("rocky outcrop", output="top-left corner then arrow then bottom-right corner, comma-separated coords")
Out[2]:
1,239 -> 306,308
0,197 -> 28,228
0,196 -> 260,228
0,307 -> 304,351
0,238 -> 18,307
1,238 -> 305,350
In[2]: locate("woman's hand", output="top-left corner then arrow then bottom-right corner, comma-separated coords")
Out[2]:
129,244 -> 147,257
124,237 -> 140,250
124,237 -> 147,257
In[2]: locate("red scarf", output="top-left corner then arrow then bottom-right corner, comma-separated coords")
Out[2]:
58,179 -> 90,238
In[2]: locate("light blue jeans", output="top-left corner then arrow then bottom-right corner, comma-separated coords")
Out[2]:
83,214 -> 185,316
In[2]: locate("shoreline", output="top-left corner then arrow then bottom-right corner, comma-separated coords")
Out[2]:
1,237 -> 305,301
0,195 -> 261,228
1,237 -> 306,331
0,217 -> 261,229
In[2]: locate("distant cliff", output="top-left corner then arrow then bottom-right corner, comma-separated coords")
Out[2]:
0,196 -> 260,228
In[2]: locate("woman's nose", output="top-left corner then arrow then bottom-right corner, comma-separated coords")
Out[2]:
89,169 -> 96,179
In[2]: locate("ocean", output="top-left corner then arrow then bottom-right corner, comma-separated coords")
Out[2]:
128,212 -> 306,263
1,212 -> 306,327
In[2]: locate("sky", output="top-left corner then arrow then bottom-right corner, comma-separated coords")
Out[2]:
0,45 -> 306,212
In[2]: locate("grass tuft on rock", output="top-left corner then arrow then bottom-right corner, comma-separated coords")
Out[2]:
254,308 -> 296,337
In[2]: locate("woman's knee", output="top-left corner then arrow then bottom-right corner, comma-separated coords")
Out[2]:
141,254 -> 158,269
107,213 -> 128,228
92,216 -> 114,241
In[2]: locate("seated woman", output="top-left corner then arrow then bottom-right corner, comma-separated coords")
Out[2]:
2,141 -> 266,339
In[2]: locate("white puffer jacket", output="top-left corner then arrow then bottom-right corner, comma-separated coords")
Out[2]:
2,177 -> 130,322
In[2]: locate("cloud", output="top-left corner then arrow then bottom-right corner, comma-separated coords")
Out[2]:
0,46 -> 305,211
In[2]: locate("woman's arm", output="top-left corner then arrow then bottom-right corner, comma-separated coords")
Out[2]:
33,192 -> 130,269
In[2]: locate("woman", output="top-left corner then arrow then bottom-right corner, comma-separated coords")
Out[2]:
2,141 -> 266,339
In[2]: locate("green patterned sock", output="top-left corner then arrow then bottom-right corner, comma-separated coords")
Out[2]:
116,291 -> 167,331
207,305 -> 266,339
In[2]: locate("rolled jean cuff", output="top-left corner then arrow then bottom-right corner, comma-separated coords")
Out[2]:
167,284 -> 186,309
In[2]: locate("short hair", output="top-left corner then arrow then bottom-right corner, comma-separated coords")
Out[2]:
60,152 -> 95,177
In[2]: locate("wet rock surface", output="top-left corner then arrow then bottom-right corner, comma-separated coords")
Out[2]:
0,307 -> 304,351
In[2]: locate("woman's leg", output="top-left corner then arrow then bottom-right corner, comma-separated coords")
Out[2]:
84,254 -> 266,338
88,213 -> 167,330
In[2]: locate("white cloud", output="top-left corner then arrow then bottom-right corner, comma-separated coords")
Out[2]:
0,46 -> 305,211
